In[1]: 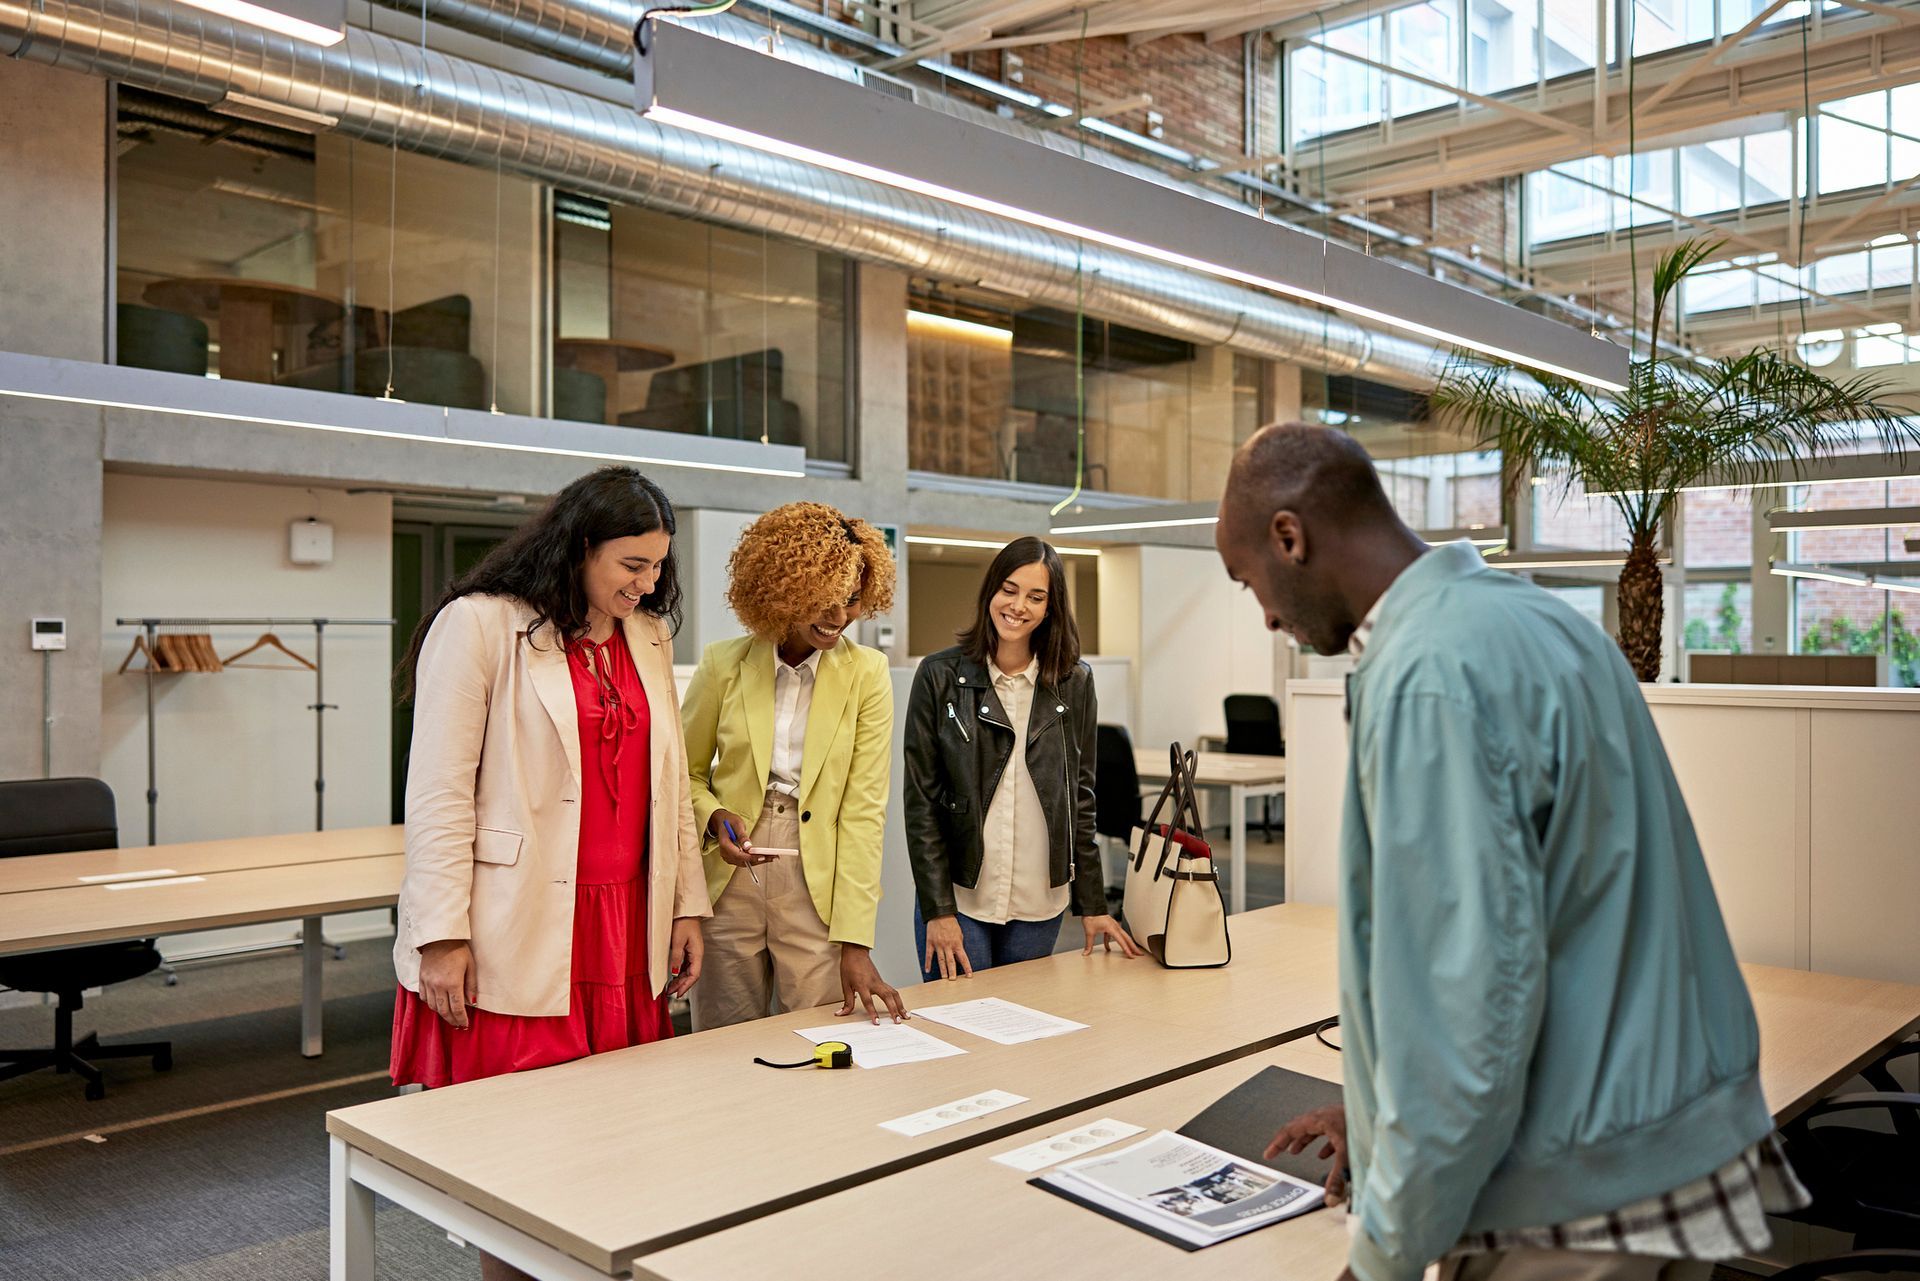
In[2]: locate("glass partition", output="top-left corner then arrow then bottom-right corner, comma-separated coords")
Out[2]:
552,197 -> 852,462
905,287 -> 1270,501
115,89 -> 541,415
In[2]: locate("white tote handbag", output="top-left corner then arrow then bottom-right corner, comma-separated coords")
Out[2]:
1122,744 -> 1231,969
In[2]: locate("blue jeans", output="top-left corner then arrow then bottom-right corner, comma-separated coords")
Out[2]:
913,905 -> 1065,981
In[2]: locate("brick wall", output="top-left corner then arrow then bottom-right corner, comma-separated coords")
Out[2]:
1003,34 -> 1280,177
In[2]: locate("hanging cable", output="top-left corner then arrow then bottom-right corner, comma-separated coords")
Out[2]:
635,0 -> 738,53
1049,10 -> 1093,519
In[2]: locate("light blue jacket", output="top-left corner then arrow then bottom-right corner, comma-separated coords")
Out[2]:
1339,542 -> 1770,1281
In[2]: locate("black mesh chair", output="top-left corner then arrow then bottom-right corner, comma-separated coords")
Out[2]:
1223,694 -> 1284,838
1094,724 -> 1145,910
0,779 -> 173,1101
1777,1039 -> 1920,1248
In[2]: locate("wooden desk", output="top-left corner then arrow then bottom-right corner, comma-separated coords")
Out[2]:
1134,750 -> 1286,913
0,824 -> 402,896
144,277 -> 344,384
639,1039 -> 1353,1281
1746,962 -> 1920,1124
642,961 -> 1920,1281
0,855 -> 402,1057
326,904 -> 1340,1280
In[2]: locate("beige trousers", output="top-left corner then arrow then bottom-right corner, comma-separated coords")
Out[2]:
1439,1250 -> 1713,1281
690,789 -> 840,1030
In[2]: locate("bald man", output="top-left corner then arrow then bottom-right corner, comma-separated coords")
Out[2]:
1215,424 -> 1803,1281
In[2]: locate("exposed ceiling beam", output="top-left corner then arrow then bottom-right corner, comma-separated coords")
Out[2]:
1623,0 -> 1791,123
1302,38 -> 1595,140
1037,91 -> 1154,129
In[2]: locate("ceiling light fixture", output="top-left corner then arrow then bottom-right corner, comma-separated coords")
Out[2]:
905,311 -> 1014,346
177,0 -> 344,46
1771,562 -> 1920,593
1767,505 -> 1920,534
1481,550 -> 1674,571
905,535 -> 1100,556
1048,501 -> 1220,535
632,19 -> 1630,392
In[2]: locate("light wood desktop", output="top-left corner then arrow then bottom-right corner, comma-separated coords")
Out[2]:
326,905 -> 1340,1279
0,824 -> 402,896
1133,750 -> 1286,914
330,898 -> 1918,1281
640,963 -> 1920,1281
0,854 -> 402,1057
638,1039 -> 1354,1281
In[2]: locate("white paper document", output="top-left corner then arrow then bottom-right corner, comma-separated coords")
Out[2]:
793,1021 -> 965,1069
880,1088 -> 1027,1136
992,1118 -> 1146,1171
911,997 -> 1088,1045
103,876 -> 206,890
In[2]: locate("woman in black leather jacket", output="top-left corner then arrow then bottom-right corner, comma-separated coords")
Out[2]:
903,537 -> 1140,980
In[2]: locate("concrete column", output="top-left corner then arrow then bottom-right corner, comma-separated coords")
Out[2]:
1749,488 -> 1791,655
855,266 -> 911,665
0,62 -> 110,780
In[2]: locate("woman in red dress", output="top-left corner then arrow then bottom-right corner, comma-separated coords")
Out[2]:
389,467 -> 710,1278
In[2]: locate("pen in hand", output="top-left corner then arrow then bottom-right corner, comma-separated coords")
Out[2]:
724,818 -> 759,886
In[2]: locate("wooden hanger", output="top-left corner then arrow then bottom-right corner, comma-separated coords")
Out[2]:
118,634 -> 156,674
222,631 -> 316,671
189,633 -> 224,672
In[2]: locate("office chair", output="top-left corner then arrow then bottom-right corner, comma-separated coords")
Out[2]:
1776,1041 -> 1920,1248
0,779 -> 173,1101
1094,724 -> 1145,910
1223,694 -> 1284,839
1765,1252 -> 1920,1281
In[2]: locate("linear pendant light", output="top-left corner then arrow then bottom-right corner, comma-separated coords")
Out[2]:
177,0 -> 345,45
632,19 -> 1630,393
1767,505 -> 1920,534
1771,562 -> 1920,593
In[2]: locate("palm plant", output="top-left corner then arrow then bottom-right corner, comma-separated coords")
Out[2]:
1430,238 -> 1920,681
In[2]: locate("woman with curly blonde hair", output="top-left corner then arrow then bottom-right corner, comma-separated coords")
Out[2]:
680,501 -> 908,1027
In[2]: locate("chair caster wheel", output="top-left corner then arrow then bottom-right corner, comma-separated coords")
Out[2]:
164,974 -> 178,987
84,1080 -> 106,1101
154,1050 -> 173,1071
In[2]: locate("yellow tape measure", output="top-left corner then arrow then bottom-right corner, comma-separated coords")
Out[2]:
753,1040 -> 853,1070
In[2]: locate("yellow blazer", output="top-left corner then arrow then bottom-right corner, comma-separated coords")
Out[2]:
680,634 -> 894,948
394,594 -> 709,1017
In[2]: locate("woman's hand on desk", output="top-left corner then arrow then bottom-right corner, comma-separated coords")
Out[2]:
418,939 -> 477,1030
708,810 -> 774,868
923,915 -> 974,980
837,944 -> 909,1023
1080,914 -> 1142,958
1265,1104 -> 1348,1202
666,916 -> 704,999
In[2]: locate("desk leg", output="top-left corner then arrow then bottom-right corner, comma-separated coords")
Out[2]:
1229,785 -> 1247,915
330,1136 -> 375,1281
302,916 -> 324,1058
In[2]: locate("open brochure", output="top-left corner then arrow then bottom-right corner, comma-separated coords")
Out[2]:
1032,1130 -> 1325,1250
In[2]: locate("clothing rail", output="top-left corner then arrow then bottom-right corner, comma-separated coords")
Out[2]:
115,617 -> 396,844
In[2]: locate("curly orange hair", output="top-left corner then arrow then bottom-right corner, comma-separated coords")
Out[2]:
726,502 -> 897,640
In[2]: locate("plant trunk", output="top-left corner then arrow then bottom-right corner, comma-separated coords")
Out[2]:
1616,536 -> 1665,682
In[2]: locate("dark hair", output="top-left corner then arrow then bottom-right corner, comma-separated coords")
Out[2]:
395,467 -> 682,702
957,537 -> 1082,687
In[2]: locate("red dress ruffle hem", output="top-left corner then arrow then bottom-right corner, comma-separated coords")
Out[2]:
390,629 -> 673,1089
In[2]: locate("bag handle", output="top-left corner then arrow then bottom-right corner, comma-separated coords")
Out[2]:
1132,756 -> 1181,873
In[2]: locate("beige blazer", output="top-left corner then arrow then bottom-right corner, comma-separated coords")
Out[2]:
393,593 -> 709,1017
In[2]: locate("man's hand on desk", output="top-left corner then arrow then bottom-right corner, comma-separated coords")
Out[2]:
1265,1103 -> 1349,1202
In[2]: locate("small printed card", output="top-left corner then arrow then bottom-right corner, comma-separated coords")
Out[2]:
879,1089 -> 1028,1137
991,1118 -> 1146,1172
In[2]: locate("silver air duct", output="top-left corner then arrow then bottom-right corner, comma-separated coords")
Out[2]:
0,0 -> 1511,390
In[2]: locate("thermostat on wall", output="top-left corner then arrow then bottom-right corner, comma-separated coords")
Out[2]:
290,518 -> 334,566
31,618 -> 67,651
